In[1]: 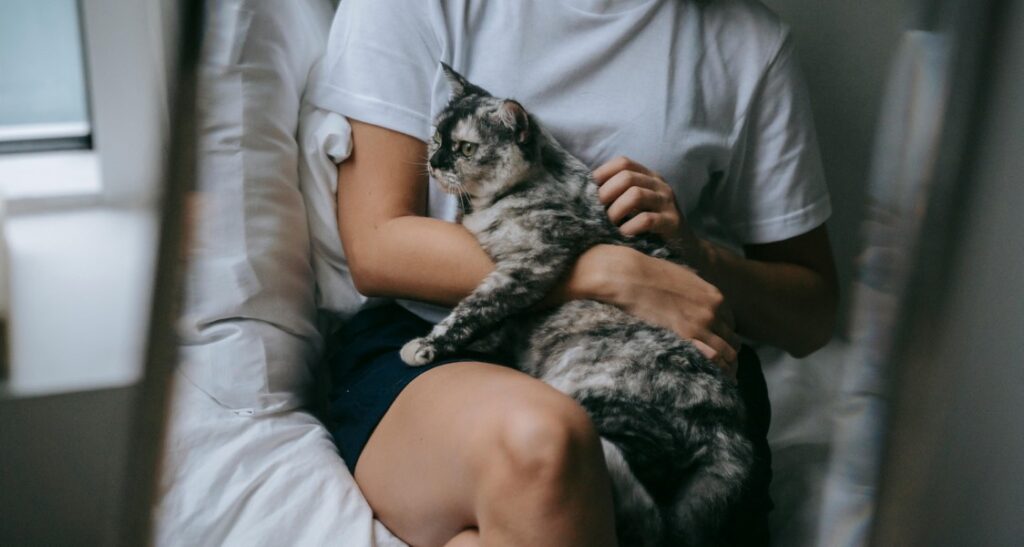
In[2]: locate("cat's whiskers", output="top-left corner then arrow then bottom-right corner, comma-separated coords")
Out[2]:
402,158 -> 433,179
443,178 -> 470,212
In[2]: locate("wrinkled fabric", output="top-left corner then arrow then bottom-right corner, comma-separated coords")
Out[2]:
154,373 -> 406,547
178,0 -> 331,415
159,1 -> 408,545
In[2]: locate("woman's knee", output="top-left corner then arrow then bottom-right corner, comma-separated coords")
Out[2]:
484,392 -> 603,484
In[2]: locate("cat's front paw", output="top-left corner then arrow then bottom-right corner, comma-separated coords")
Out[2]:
400,337 -> 437,367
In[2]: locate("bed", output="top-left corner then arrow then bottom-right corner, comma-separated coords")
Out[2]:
153,1 -> 846,545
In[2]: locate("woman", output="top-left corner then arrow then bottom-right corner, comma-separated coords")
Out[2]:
310,0 -> 838,545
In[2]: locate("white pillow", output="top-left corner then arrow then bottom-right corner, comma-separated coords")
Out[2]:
178,0 -> 335,416
298,94 -> 373,323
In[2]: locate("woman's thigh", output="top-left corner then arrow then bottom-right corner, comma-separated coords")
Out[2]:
353,361 -> 593,546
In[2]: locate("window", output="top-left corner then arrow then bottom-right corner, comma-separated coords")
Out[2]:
0,0 -> 167,208
0,0 -> 91,155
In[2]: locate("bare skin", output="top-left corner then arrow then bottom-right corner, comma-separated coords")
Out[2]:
444,530 -> 481,547
355,362 -> 617,547
589,156 -> 839,359
338,120 -> 838,545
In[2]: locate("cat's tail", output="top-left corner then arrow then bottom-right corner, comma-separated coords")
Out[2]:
601,438 -> 662,547
665,426 -> 753,547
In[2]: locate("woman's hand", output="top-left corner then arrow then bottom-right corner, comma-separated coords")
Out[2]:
588,157 -> 737,377
593,156 -> 705,268
566,245 -> 741,380
589,156 -> 838,360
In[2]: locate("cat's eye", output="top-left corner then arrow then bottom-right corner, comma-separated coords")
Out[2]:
460,142 -> 477,157
432,132 -> 442,146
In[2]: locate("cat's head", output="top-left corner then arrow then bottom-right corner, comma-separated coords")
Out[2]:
428,63 -> 537,202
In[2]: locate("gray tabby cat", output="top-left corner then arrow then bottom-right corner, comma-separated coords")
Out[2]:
401,64 -> 752,547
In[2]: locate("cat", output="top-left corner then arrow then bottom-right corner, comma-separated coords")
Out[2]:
400,63 -> 752,547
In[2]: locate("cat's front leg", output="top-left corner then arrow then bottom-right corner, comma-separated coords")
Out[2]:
401,253 -> 572,367
400,336 -> 440,366
400,321 -> 509,366
623,232 -> 678,263
400,320 -> 463,366
400,269 -> 522,367
464,323 -> 513,355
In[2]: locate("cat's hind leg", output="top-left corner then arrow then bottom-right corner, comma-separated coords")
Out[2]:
664,427 -> 752,547
601,438 -> 662,547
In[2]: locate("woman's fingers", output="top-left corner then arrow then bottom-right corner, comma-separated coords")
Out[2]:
592,158 -> 686,241
700,328 -> 739,367
710,320 -> 743,357
689,339 -> 718,361
619,212 -> 668,236
593,156 -> 654,184
607,186 -> 666,224
597,170 -> 664,206
712,310 -> 743,356
689,337 -> 738,381
608,249 -> 740,380
600,171 -> 679,240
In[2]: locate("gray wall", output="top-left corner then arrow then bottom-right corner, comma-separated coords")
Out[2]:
0,388 -> 135,546
764,0 -> 909,333
873,1 -> 1024,543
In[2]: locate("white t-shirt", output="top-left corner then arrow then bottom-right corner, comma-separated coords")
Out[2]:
309,0 -> 831,323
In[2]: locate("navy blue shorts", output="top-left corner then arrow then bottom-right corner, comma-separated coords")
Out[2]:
325,303 -> 511,474
326,302 -> 773,545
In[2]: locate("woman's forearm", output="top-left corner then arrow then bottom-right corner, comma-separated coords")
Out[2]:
348,208 -> 835,358
347,215 -> 493,305
699,235 -> 838,357
338,120 -> 609,309
339,121 -> 835,361
587,155 -> 839,359
347,214 -> 610,307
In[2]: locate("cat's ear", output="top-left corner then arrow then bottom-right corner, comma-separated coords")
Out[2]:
441,62 -> 472,98
497,100 -> 530,144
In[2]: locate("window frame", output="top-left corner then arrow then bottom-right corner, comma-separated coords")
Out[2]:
0,0 -> 170,212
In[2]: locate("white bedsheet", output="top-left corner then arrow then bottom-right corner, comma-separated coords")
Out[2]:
154,372 -> 405,547
761,341 -> 848,546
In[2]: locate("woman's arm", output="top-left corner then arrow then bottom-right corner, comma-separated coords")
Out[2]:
704,227 -> 838,358
337,120 -> 493,305
338,121 -> 740,370
592,156 -> 839,359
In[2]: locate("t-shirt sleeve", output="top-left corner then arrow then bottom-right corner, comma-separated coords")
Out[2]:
712,30 -> 832,245
307,0 -> 441,142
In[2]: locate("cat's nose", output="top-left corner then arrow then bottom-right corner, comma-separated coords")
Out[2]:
429,154 -> 443,170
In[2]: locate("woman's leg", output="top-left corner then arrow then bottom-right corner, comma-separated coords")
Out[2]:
444,529 -> 480,547
354,361 -> 618,547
